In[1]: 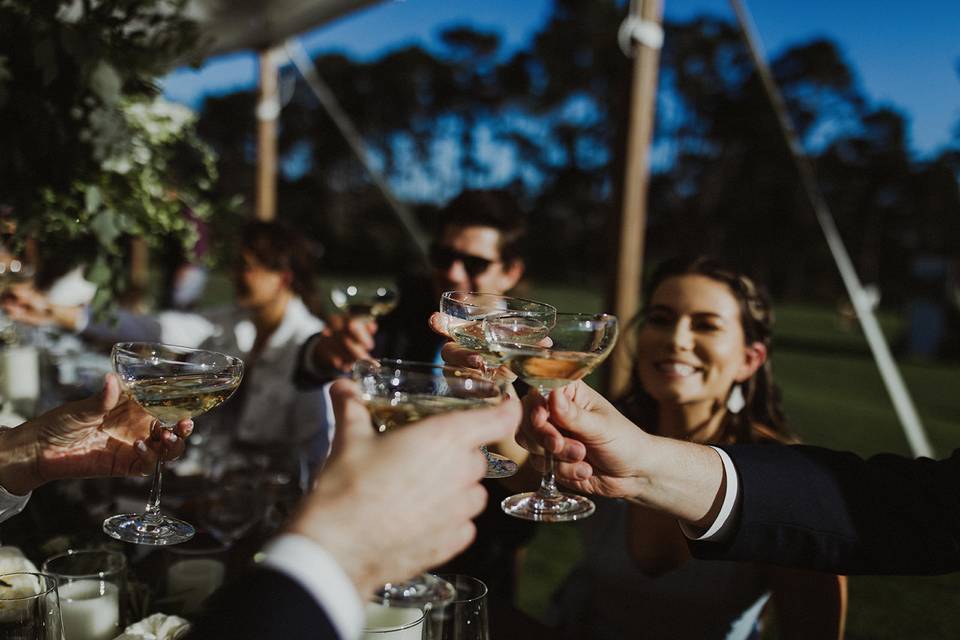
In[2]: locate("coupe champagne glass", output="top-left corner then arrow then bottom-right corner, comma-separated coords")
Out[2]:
484,313 -> 618,522
439,292 -> 556,479
331,284 -> 399,319
352,359 -> 507,607
104,342 -> 244,546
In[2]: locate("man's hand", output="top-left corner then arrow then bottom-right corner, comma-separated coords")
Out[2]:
0,374 -> 192,495
310,315 -> 377,372
518,380 -> 727,527
286,379 -> 521,598
518,381 -> 650,498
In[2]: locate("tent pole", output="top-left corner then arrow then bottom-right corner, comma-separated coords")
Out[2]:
607,0 -> 663,398
730,0 -> 933,458
256,48 -> 280,221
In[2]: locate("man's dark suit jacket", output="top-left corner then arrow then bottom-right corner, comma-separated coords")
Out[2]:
690,444 -> 960,575
185,568 -> 340,640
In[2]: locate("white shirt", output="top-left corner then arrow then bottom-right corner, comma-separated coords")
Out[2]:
679,446 -> 741,542
157,297 -> 331,448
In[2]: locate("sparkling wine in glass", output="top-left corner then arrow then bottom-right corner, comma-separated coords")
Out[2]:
104,343 -> 243,546
352,359 -> 507,607
485,313 -> 618,522
331,284 -> 399,319
439,292 -> 556,479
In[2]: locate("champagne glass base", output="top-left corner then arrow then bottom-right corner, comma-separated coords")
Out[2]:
103,513 -> 195,546
374,573 -> 456,607
482,448 -> 519,479
501,491 -> 596,522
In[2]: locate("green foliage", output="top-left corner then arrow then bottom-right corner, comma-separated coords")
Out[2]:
0,0 -> 227,310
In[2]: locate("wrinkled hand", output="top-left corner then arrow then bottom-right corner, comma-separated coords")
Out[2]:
311,314 -> 377,372
518,380 -> 650,499
0,374 -> 193,495
287,378 -> 521,598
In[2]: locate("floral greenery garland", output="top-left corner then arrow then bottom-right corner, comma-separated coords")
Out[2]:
0,0 -> 229,311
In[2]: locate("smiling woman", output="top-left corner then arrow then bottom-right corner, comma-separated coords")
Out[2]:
547,256 -> 847,640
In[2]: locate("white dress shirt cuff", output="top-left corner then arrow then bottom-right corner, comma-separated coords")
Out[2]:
679,446 -> 741,542
262,533 -> 364,640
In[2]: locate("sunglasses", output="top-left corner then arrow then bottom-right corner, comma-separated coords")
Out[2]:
429,244 -> 498,278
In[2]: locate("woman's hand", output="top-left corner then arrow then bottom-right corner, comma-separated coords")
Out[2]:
0,374 -> 192,494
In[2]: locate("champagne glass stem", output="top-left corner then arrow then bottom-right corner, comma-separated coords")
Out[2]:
143,423 -> 171,524
535,388 -> 561,500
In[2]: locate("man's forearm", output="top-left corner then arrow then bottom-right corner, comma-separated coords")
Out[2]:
626,434 -> 727,529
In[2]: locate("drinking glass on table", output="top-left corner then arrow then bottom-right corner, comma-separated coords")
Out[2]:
103,343 -> 244,546
439,292 -> 556,478
0,572 -> 63,640
435,575 -> 489,640
351,359 -> 507,607
42,550 -> 126,640
331,284 -> 399,319
484,312 -> 618,522
197,479 -> 263,548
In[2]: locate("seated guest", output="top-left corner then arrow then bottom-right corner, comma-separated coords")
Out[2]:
443,257 -> 847,639
3,222 -> 329,463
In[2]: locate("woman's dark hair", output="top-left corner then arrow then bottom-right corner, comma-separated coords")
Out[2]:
239,221 -> 320,307
618,256 -> 794,445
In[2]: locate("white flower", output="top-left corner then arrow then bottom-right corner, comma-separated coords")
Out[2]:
113,612 -> 190,640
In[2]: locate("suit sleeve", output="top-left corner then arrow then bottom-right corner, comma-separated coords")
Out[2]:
690,444 -> 960,575
183,567 -> 342,640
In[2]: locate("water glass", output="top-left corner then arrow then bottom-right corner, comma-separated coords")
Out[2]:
435,575 -> 488,640
0,572 -> 63,640
41,550 -> 126,640
164,537 -> 228,616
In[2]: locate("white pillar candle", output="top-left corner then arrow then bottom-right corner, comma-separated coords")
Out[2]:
0,346 -> 39,402
57,579 -> 120,640
166,558 -> 225,614
362,603 -> 424,639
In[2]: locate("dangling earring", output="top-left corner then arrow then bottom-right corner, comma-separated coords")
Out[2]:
727,384 -> 746,414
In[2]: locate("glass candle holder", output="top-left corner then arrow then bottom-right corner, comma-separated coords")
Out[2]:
42,550 -> 126,640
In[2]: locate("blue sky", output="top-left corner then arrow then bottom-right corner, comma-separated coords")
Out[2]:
163,0 -> 960,158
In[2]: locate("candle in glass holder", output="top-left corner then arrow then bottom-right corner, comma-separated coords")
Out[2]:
166,558 -> 225,614
362,603 -> 424,639
57,579 -> 120,640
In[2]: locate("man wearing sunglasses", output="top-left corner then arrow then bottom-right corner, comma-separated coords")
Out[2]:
298,189 -> 526,375
295,189 -> 533,601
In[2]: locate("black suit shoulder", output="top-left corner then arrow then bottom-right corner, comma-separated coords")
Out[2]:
691,444 -> 960,575
184,567 -> 341,640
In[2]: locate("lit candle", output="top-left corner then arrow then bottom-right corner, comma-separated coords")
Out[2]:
166,558 -> 225,614
0,346 -> 39,403
362,603 -> 424,639
57,579 -> 120,640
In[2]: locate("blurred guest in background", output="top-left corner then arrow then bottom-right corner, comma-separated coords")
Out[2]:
2,222 -> 329,465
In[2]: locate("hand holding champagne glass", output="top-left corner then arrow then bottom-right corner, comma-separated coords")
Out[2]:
331,284 -> 399,319
439,292 -> 555,478
103,343 -> 243,546
352,359 -> 507,606
484,312 -> 618,522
